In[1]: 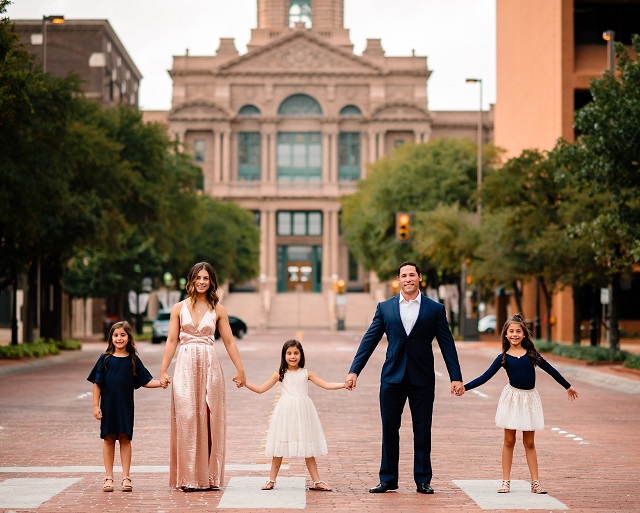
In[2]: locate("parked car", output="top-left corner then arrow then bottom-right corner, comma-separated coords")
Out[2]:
478,314 -> 496,334
215,315 -> 247,340
151,311 -> 171,344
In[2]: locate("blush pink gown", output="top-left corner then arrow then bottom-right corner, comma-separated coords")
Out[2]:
170,300 -> 226,489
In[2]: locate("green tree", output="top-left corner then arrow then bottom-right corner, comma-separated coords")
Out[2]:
341,139 -> 487,281
186,197 -> 260,286
476,149 -> 572,339
561,35 -> 640,351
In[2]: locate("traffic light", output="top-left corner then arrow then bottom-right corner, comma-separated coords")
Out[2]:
396,212 -> 411,241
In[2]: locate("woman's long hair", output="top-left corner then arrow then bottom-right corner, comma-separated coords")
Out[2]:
278,339 -> 305,381
185,261 -> 220,311
104,320 -> 139,376
499,313 -> 541,366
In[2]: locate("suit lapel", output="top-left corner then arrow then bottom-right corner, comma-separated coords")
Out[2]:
408,294 -> 429,337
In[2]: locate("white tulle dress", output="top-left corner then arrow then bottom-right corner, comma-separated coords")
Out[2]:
264,368 -> 328,458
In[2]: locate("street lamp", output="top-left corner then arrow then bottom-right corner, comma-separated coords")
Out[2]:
42,15 -> 64,73
465,78 -> 483,218
459,78 -> 484,341
602,30 -> 615,73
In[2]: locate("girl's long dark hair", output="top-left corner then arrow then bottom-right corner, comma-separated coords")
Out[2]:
186,261 -> 220,311
104,320 -> 139,376
500,313 -> 541,366
278,339 -> 305,381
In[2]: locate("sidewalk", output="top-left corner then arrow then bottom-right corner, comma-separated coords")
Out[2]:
0,329 -> 639,512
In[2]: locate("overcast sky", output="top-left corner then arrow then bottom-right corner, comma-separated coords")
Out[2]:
6,0 -> 496,112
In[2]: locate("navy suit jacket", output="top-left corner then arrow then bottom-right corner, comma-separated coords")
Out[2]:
349,294 -> 462,386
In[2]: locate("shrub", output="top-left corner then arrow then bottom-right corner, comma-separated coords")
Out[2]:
624,353 -> 640,371
534,339 -> 555,353
56,339 -> 82,350
0,341 -> 59,359
0,338 -> 81,359
533,340 -> 628,362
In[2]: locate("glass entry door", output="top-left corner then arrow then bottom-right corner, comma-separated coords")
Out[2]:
286,261 -> 314,292
277,245 -> 322,292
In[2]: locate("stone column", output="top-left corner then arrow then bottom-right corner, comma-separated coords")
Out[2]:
221,128 -> 231,183
213,130 -> 221,183
268,128 -> 278,183
377,130 -> 385,159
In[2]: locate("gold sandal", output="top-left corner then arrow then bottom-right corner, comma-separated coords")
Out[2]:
497,480 -> 510,493
309,480 -> 332,491
121,477 -> 132,492
103,477 -> 114,492
531,480 -> 547,494
262,480 -> 275,490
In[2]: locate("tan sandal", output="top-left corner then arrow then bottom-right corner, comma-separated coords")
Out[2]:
121,477 -> 132,492
103,477 -> 114,492
497,480 -> 510,493
262,480 -> 275,490
309,480 -> 332,491
531,480 -> 547,494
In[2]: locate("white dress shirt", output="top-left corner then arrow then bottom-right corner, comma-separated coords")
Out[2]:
399,292 -> 421,335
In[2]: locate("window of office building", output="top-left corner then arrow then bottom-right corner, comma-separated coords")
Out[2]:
338,132 -> 361,181
238,104 -> 261,117
339,105 -> 362,117
278,94 -> 322,117
194,139 -> 206,163
277,211 -> 322,236
277,132 -> 322,181
238,132 -> 261,181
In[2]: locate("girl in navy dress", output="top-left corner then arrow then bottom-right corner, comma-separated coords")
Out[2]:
88,321 -> 166,492
463,314 -> 578,494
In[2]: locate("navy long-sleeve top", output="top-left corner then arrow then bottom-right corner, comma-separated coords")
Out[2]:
464,353 -> 571,391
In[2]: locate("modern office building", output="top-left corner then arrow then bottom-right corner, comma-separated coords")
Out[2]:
495,0 -> 640,340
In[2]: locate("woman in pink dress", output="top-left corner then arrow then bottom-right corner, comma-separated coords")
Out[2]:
159,262 -> 246,490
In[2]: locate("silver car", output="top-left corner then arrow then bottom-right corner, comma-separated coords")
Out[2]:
151,311 -> 171,344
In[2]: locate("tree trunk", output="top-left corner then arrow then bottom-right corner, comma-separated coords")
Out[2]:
608,275 -> 620,352
590,286 -> 601,346
512,280 -> 523,313
539,277 -> 552,342
571,285 -> 582,345
11,273 -> 18,345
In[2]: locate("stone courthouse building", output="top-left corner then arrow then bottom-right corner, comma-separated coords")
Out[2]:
162,0 -> 490,308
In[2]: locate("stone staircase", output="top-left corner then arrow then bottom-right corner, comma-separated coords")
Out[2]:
221,291 -> 379,331
219,292 -> 264,331
268,292 -> 332,329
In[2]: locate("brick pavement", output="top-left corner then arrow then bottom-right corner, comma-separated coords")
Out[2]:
0,330 -> 639,512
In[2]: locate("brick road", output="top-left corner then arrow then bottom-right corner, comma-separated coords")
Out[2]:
1,329 -> 639,512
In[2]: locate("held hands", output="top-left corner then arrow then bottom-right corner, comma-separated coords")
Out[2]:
344,373 -> 357,391
160,372 -> 171,388
233,370 -> 246,388
451,381 -> 465,396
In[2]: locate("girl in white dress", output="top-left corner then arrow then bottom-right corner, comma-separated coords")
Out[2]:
244,339 -> 345,491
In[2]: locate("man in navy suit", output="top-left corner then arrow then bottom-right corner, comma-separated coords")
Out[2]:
345,261 -> 464,494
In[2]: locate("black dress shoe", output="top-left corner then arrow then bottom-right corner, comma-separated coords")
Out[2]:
416,483 -> 434,494
369,482 -> 398,493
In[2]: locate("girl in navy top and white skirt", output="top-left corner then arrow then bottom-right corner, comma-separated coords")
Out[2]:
464,314 -> 579,495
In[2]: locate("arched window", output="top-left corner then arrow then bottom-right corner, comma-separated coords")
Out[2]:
278,94 -> 322,117
289,0 -> 311,28
339,105 -> 362,117
238,104 -> 261,117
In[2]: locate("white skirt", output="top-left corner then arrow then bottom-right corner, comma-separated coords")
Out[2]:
495,384 -> 544,431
